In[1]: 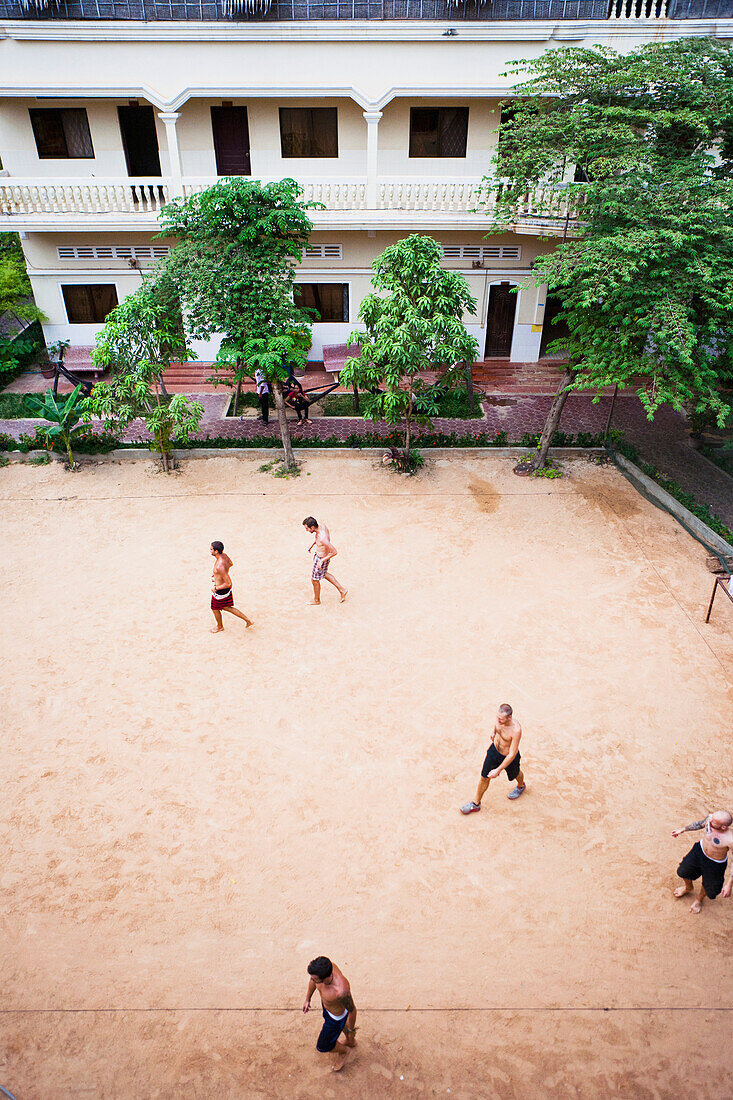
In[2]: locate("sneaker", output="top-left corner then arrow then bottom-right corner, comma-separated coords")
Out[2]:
507,785 -> 526,800
460,801 -> 481,814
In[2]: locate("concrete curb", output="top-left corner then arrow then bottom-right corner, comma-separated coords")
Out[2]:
615,452 -> 733,558
2,445 -> 605,464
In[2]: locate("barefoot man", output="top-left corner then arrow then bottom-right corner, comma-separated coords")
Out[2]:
672,809 -> 733,914
460,703 -> 526,814
303,956 -> 357,1071
303,517 -> 347,605
209,541 -> 253,633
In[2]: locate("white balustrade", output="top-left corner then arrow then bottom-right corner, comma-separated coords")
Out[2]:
0,175 -> 580,223
0,178 -> 171,217
609,0 -> 668,18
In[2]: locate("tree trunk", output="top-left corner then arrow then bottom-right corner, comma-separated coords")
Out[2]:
157,371 -> 169,399
233,377 -> 242,417
64,432 -> 76,471
465,362 -> 475,414
533,368 -> 575,470
272,379 -> 296,469
352,384 -> 360,414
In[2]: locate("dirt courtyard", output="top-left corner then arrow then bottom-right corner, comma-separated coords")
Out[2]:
1,452 -> 731,1099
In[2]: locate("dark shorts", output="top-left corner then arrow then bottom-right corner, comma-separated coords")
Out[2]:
316,1006 -> 348,1053
211,586 -> 234,610
677,842 -> 727,899
482,742 -> 521,782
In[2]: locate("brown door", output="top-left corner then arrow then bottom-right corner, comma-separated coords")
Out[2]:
211,106 -> 251,176
118,105 -> 161,177
484,282 -> 517,358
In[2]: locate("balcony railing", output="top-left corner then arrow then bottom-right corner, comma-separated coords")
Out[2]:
2,0 -> 727,19
0,175 -> 582,225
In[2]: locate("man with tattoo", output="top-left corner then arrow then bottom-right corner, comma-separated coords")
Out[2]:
302,956 -> 357,1071
302,517 -> 348,605
672,809 -> 733,914
461,703 -> 526,814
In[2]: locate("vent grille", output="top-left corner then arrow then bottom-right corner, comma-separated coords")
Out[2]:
57,245 -> 171,262
442,245 -> 521,261
304,244 -> 343,259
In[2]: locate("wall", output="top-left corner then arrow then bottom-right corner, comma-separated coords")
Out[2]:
378,97 -> 499,179
0,98 -> 168,177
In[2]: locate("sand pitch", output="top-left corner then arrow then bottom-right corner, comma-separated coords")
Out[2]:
1,453 -> 731,1099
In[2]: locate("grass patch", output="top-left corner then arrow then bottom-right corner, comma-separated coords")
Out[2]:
320,388 -> 480,419
0,393 -> 46,419
226,392 -> 268,416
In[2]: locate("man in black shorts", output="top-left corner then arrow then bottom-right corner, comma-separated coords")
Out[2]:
461,703 -> 526,814
672,810 -> 733,914
302,956 -> 357,1072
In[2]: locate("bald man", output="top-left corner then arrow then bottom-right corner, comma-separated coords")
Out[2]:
672,809 -> 733,914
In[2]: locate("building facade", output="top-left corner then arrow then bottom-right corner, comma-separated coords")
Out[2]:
1,4 -> 732,363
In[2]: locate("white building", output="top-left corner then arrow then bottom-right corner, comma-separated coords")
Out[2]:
1,1 -> 731,364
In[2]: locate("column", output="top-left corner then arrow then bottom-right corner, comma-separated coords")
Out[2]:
158,111 -> 183,197
363,110 -> 382,210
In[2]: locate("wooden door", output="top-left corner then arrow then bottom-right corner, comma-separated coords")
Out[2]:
484,282 -> 517,358
211,106 -> 251,176
118,105 -> 162,177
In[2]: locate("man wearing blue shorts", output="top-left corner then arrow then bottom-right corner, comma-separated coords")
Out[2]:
302,956 -> 357,1072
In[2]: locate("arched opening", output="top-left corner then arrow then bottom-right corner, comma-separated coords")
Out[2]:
484,281 -> 517,358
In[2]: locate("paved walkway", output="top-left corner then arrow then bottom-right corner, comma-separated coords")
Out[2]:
3,389 -> 732,531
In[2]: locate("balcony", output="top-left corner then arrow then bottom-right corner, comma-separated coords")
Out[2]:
0,176 -> 581,233
0,0 -> 728,19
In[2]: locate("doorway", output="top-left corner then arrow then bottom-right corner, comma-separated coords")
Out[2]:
539,294 -> 571,358
211,106 -> 251,176
118,105 -> 162,177
484,282 -> 517,358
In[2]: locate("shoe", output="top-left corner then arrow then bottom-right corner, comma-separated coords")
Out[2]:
460,801 -> 481,814
507,785 -> 526,800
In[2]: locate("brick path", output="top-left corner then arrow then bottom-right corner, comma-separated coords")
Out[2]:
2,386 -> 731,532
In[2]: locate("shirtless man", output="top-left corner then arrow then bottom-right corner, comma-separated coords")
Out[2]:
209,541 -> 253,633
302,956 -> 357,1072
672,809 -> 733,914
460,703 -> 526,814
302,517 -> 347,605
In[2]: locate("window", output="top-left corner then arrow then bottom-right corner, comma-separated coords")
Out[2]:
279,108 -> 338,158
294,283 -> 348,322
30,108 -> 94,159
61,284 -> 118,323
409,108 -> 468,158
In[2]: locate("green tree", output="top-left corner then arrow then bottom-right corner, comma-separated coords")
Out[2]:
0,233 -> 46,379
24,385 -> 84,470
86,274 -> 203,472
91,272 -> 190,397
340,235 -> 479,464
158,177 -> 316,469
488,37 -> 733,469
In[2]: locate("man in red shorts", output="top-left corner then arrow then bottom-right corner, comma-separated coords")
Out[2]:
209,541 -> 253,633
461,703 -> 526,814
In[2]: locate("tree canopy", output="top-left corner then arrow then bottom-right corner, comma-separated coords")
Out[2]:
489,37 -> 733,465
158,177 -> 316,466
340,234 -> 478,461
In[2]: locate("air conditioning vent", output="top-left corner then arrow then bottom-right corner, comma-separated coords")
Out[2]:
56,245 -> 171,262
305,244 -> 343,259
441,245 -> 522,262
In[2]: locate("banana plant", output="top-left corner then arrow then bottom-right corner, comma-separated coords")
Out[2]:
24,385 -> 84,471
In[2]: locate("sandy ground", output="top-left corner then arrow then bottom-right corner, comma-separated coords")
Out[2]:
0,453 -> 731,1100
